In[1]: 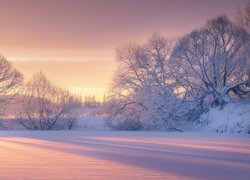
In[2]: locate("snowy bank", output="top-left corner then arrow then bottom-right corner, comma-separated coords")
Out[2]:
198,101 -> 250,134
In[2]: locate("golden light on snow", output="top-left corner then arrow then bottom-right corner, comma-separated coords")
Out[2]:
0,132 -> 249,179
0,136 -> 183,179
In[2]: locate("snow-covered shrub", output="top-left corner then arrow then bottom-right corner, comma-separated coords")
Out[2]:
111,116 -> 143,131
142,92 -> 199,131
106,98 -> 144,130
107,87 -> 201,131
48,117 -> 76,130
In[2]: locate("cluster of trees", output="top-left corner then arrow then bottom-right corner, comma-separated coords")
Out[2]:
0,57 -> 82,130
83,95 -> 110,116
1,2 -> 249,131
84,95 -> 98,107
106,15 -> 250,131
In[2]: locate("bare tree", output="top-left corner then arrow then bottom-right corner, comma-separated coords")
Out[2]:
17,72 -> 82,130
170,16 -> 250,108
0,55 -> 23,114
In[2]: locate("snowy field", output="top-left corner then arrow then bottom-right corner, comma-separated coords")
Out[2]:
0,131 -> 250,179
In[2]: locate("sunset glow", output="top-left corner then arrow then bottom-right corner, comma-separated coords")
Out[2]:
0,0 -> 247,99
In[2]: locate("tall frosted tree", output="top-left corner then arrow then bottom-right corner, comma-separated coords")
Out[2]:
170,16 -> 250,107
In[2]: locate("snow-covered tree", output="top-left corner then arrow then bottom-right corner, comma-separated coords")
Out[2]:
170,16 -> 250,108
18,72 -> 82,130
107,34 -> 194,130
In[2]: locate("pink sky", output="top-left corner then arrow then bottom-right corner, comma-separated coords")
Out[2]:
0,0 -> 247,99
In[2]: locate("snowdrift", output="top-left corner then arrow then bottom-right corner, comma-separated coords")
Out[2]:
198,101 -> 250,134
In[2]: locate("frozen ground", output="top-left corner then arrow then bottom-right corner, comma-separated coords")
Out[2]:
0,131 -> 250,179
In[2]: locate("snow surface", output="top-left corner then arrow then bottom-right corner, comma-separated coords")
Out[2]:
0,131 -> 249,179
198,101 -> 250,133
